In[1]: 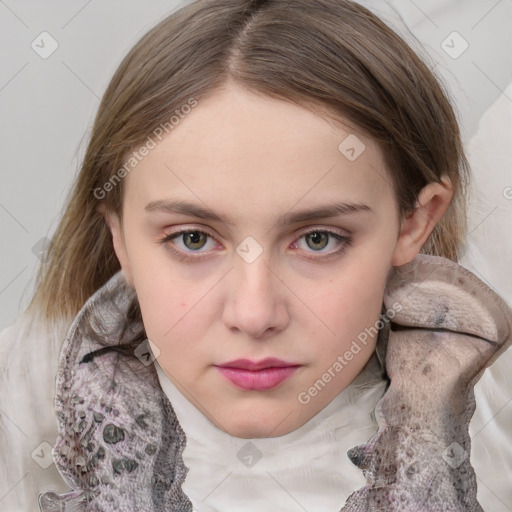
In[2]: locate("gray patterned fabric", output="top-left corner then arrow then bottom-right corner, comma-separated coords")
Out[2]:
38,254 -> 512,511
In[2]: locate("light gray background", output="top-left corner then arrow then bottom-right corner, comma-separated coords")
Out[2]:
1,0 -> 512,331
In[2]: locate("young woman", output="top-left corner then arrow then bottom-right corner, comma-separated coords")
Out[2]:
1,0 -> 511,510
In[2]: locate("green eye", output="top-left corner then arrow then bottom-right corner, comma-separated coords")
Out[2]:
159,227 -> 351,262
304,231 -> 330,251
181,231 -> 208,250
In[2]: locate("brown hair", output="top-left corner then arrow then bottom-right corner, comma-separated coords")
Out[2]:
27,0 -> 470,326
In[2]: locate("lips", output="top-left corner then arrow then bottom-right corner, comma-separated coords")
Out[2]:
215,358 -> 301,391
217,357 -> 299,371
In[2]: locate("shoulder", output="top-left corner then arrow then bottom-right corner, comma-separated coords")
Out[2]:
471,345 -> 512,510
0,311 -> 71,511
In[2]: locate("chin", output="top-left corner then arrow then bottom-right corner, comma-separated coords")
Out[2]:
216,405 -> 305,439
225,423 -> 285,439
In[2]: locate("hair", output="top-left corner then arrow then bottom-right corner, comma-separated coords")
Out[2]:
27,0 -> 470,327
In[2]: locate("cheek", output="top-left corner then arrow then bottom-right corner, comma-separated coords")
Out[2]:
312,255 -> 391,343
131,267 -> 219,370
121,228 -> 200,336
135,278 -> 197,339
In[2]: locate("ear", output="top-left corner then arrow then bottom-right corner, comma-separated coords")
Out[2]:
97,203 -> 135,287
391,177 -> 453,267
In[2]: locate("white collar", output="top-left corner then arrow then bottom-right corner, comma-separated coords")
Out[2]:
154,355 -> 387,512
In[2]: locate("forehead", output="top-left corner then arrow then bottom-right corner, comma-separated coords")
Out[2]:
122,83 -> 395,220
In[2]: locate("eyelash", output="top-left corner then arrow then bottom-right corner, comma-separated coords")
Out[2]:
157,226 -> 352,262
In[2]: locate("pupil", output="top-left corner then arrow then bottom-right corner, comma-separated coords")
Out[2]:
308,232 -> 327,250
185,232 -> 204,249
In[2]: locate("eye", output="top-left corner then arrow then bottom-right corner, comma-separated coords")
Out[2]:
158,228 -> 218,257
292,228 -> 351,259
158,226 -> 351,262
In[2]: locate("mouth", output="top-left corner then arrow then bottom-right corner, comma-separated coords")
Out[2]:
217,357 -> 300,371
214,358 -> 302,391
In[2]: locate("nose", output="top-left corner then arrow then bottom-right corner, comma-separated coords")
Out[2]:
222,253 -> 290,340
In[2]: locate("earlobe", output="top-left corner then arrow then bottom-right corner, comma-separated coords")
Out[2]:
391,177 -> 453,267
97,204 -> 135,287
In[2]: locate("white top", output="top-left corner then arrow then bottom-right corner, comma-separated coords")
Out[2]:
154,355 -> 387,512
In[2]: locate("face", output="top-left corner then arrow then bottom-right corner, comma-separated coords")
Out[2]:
104,81 -> 449,438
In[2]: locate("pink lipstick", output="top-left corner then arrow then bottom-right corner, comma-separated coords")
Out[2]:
215,358 -> 301,391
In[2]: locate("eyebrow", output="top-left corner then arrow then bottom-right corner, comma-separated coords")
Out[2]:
144,199 -> 374,227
